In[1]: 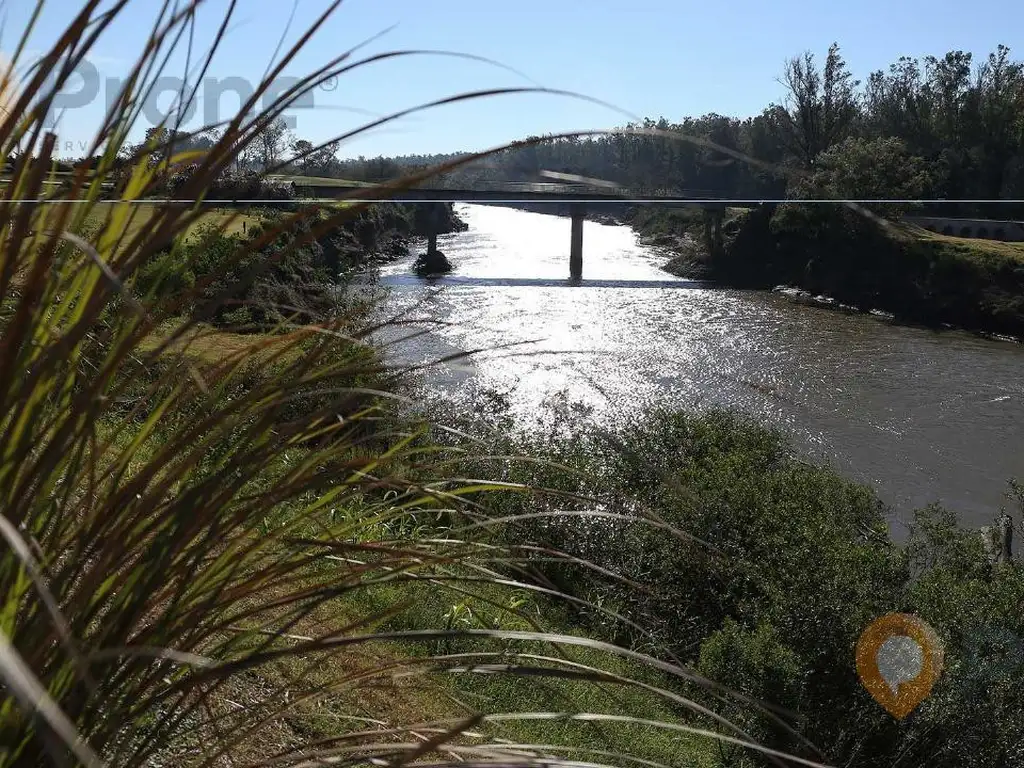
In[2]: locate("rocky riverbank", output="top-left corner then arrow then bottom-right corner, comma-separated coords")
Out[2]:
635,231 -> 710,280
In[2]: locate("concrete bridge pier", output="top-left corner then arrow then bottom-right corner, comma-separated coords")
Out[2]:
414,203 -> 454,276
424,202 -> 446,257
569,203 -> 585,280
703,205 -> 726,257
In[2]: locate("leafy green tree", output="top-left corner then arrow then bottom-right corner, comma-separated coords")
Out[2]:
290,138 -> 340,176
254,116 -> 293,170
974,45 -> 1024,198
864,57 -> 935,151
771,43 -> 860,168
793,136 -> 935,216
291,138 -> 315,173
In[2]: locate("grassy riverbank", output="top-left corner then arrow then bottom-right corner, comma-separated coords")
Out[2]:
118,309 -> 1024,768
85,205 -> 262,241
107,323 -> 716,766
639,203 -> 1024,337
81,299 -> 1024,768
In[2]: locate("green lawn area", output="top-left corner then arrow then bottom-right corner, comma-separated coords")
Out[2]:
83,203 -> 261,243
269,174 -> 366,188
895,222 -> 1024,262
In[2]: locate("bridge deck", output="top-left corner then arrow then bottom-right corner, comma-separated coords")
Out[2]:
299,181 -> 729,205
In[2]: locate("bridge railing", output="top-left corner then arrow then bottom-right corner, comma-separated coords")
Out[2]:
417,180 -> 725,199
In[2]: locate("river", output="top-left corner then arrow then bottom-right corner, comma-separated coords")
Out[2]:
375,204 -> 1024,536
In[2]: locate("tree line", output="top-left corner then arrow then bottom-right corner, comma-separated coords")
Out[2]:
48,42 -> 1024,221
334,43 -> 1024,218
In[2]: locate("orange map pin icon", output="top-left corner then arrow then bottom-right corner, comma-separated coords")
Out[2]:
856,613 -> 944,719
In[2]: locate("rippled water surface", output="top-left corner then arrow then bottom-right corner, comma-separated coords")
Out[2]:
377,204 -> 1024,535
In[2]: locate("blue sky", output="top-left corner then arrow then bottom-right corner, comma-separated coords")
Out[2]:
4,0 -> 1022,158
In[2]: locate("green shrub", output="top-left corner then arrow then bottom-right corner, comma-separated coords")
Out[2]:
134,251 -> 197,300
436,397 -> 1024,767
697,620 -> 804,763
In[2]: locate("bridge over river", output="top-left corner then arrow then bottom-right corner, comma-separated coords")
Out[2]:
300,181 -> 737,279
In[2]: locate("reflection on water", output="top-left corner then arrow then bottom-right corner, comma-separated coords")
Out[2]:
378,204 -> 1024,536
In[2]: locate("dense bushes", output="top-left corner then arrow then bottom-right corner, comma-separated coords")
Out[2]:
165,166 -> 298,203
135,214 -> 336,328
794,137 -> 935,218
439,400 -> 1024,767
134,200 -> 453,329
